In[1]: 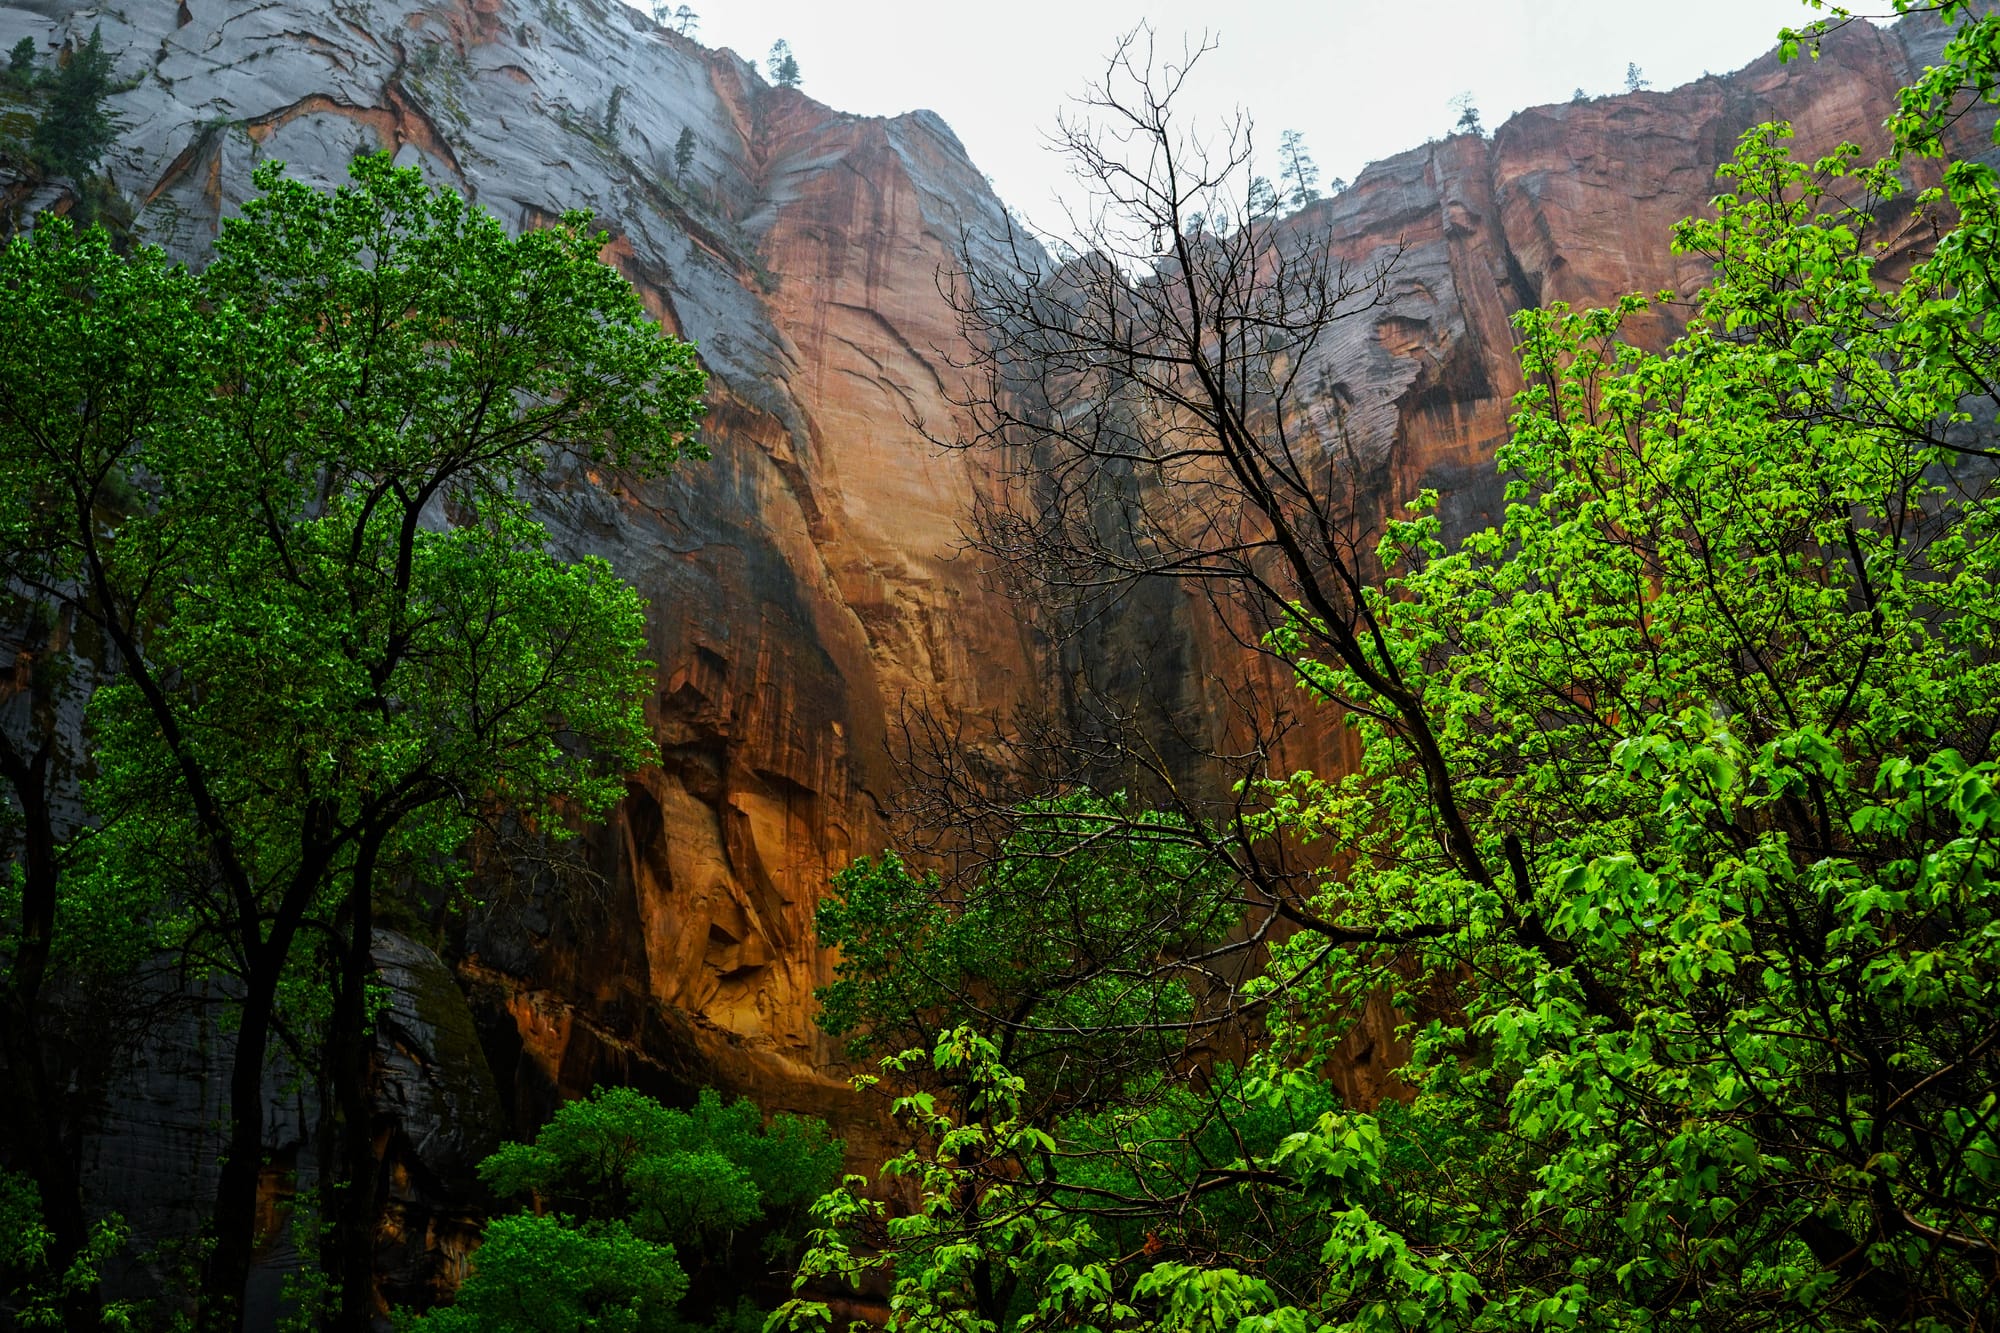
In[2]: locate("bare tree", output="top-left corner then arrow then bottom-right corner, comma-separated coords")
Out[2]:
864,27 -> 1491,1080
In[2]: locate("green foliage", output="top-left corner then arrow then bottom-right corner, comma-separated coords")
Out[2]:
778,1031 -> 1335,1333
1277,130 -> 1319,207
766,40 -> 800,90
815,795 -> 1232,1107
792,7 -> 2000,1330
0,1171 -> 136,1331
1053,1066 -> 1341,1306
777,1030 -> 1104,1333
30,26 -> 115,181
68,148 -> 706,1007
401,1213 -> 686,1333
0,152 -> 707,1323
674,126 -> 696,180
1450,91 -> 1480,136
7,37 -> 35,90
410,1086 -> 840,1331
478,1086 -> 841,1255
1245,112 -> 2000,1332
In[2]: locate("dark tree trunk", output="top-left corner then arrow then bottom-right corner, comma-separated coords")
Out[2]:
200,846 -> 325,1333
0,730 -> 96,1323
322,833 -> 383,1333
198,962 -> 278,1333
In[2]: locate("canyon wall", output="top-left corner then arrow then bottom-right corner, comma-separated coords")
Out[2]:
1,0 -> 1992,1301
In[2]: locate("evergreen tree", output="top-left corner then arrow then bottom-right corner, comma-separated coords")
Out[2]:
1278,128 -> 1320,208
767,39 -> 800,89
1246,174 -> 1277,217
674,4 -> 698,35
1625,60 -> 1650,92
673,125 -> 696,179
30,26 -> 115,182
1451,89 -> 1483,135
7,37 -> 35,90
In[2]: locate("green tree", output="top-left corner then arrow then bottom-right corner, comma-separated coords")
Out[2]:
0,153 -> 706,1333
1245,173 -> 1277,217
674,125 -> 696,180
1236,121 -> 2000,1327
1,221 -> 206,1329
400,1214 -> 686,1333
410,1086 -> 841,1331
815,795 -> 1234,1113
7,37 -> 36,90
1278,129 -> 1319,208
767,40 -> 800,89
30,26 -> 115,181
1624,60 -> 1649,92
778,1031 -> 1337,1333
1450,90 -> 1482,135
0,1170 -> 136,1330
478,1087 -> 842,1255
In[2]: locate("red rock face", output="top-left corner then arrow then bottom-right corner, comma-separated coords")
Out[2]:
5,0 -> 1988,1159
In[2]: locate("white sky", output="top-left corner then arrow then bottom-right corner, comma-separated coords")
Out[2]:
624,0 -> 1860,230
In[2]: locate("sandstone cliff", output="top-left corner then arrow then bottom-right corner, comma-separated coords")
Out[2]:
0,0 -> 1989,1300
2,0 -> 1033,1103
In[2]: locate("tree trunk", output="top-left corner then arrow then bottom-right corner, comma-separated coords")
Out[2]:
0,731 -> 97,1323
322,834 -> 382,1333
198,963 -> 278,1333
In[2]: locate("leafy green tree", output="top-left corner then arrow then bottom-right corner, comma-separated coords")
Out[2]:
1624,60 -> 1649,92
401,1214 -> 686,1333
674,125 -> 697,180
0,1170 -> 136,1331
0,153 -> 705,1332
479,1087 -> 841,1256
1245,173 -> 1277,217
649,3 -> 700,37
1234,124 -> 2000,1328
815,795 -> 1234,1113
1,220 -> 206,1328
30,26 -> 115,181
409,1086 -> 841,1331
778,1031 -> 1335,1333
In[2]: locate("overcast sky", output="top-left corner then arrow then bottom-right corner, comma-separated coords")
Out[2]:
623,1 -> 1861,230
